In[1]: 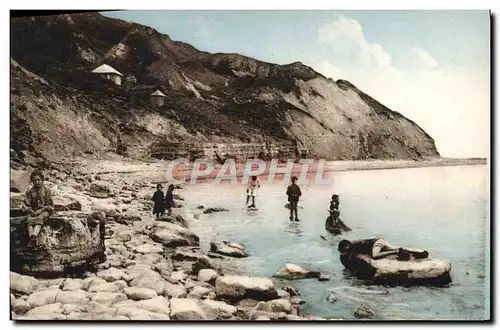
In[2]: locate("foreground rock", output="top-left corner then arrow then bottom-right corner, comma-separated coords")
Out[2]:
340,253 -> 452,286
354,304 -> 375,319
170,298 -> 208,320
201,299 -> 237,319
210,242 -> 248,258
10,272 -> 39,295
10,212 -> 106,276
274,264 -> 320,280
215,275 -> 278,302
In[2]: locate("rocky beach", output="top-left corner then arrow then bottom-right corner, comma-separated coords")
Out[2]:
10,157 -> 346,321
8,11 -> 490,322
10,156 -> 486,321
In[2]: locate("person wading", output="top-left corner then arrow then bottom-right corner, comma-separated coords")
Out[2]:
246,175 -> 260,208
286,176 -> 302,221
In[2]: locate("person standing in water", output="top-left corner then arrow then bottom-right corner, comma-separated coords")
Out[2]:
286,176 -> 302,221
246,176 -> 260,208
328,194 -> 340,226
330,194 -> 339,211
152,184 -> 165,219
164,184 -> 175,215
23,170 -> 54,247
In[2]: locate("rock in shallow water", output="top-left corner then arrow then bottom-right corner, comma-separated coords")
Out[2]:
340,253 -> 452,286
274,263 -> 320,280
210,242 -> 248,258
354,304 -> 375,319
325,292 -> 337,304
203,207 -> 229,214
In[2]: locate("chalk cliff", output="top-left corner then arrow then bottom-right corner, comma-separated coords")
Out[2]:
10,12 -> 439,167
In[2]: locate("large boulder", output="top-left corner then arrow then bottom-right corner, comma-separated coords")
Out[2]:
273,263 -> 320,280
10,211 -> 106,276
340,253 -> 452,286
210,242 -> 248,258
149,222 -> 199,248
215,276 -> 278,302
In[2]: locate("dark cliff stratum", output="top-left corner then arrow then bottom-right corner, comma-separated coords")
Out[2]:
10,12 -> 440,165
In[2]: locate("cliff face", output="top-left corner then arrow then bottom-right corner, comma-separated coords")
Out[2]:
10,12 -> 439,166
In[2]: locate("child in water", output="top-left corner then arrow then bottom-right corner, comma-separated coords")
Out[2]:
327,194 -> 341,226
23,170 -> 54,247
330,194 -> 339,211
164,184 -> 175,215
286,176 -> 302,221
246,176 -> 260,208
152,184 -> 165,219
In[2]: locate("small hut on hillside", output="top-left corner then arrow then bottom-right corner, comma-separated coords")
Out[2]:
91,64 -> 123,86
150,89 -> 166,107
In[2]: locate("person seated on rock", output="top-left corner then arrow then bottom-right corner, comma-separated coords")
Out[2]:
164,184 -> 175,216
338,238 -> 429,261
286,176 -> 302,221
246,176 -> 260,208
152,184 -> 165,219
22,170 -> 54,247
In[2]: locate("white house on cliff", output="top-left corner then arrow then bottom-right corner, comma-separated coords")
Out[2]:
91,64 -> 123,86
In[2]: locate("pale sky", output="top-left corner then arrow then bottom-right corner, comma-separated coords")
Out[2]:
103,10 -> 490,158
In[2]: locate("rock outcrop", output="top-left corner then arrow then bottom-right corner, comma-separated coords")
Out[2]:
340,253 -> 452,286
10,211 -> 106,277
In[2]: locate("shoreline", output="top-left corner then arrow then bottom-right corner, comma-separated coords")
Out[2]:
42,156 -> 487,179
